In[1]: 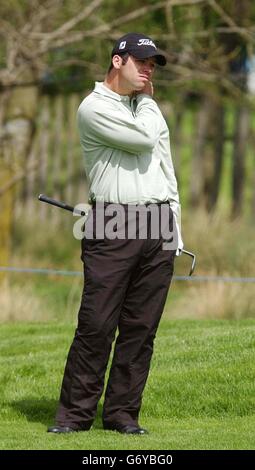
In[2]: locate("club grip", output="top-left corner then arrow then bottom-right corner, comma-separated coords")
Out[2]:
38,194 -> 74,213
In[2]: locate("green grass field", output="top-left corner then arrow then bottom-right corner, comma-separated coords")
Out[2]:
0,319 -> 254,450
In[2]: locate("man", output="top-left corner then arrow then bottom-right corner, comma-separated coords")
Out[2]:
48,32 -> 183,435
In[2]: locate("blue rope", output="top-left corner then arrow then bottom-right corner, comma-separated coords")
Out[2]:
0,266 -> 255,282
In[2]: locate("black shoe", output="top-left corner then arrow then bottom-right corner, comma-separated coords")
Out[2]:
104,423 -> 148,435
121,425 -> 148,435
47,426 -> 77,434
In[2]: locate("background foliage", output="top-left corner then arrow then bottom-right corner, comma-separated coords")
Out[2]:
0,0 -> 255,320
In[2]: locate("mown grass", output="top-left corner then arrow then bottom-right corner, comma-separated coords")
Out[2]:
0,319 -> 254,450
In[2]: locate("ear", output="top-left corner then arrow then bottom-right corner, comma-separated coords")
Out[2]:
112,55 -> 125,70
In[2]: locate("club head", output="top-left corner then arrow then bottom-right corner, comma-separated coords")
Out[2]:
182,249 -> 196,276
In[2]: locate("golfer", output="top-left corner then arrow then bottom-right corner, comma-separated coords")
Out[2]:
48,32 -> 183,435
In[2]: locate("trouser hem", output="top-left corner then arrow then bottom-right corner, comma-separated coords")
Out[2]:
56,421 -> 93,431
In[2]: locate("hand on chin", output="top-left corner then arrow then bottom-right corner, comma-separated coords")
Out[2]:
138,80 -> 153,97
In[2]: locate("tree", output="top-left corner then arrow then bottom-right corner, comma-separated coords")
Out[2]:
0,0 -> 176,271
165,0 -> 254,213
1,0 -> 255,274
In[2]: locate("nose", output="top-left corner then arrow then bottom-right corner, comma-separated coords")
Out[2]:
145,66 -> 152,74
143,61 -> 155,74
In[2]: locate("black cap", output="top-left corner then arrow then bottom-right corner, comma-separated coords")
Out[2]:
111,33 -> 167,66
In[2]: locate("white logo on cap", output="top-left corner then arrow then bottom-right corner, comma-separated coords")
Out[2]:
119,41 -> 126,50
137,39 -> 156,49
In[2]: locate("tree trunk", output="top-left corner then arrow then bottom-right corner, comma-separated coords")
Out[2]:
38,95 -> 50,221
252,168 -> 255,221
66,94 -> 80,205
206,104 -> 225,211
25,131 -> 39,215
171,96 -> 187,185
0,84 -> 38,280
0,90 -> 12,280
190,94 -> 226,211
0,166 -> 13,281
190,95 -> 211,208
232,105 -> 249,218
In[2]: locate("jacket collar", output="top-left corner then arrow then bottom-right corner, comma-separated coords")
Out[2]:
94,82 -> 131,103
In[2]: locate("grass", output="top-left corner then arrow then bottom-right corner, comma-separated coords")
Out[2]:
0,319 -> 255,450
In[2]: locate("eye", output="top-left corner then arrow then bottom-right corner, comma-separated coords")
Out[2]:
135,59 -> 156,68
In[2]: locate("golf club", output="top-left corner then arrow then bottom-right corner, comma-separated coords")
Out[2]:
38,194 -> 87,216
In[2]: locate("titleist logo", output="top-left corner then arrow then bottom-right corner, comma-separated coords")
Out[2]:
137,39 -> 156,49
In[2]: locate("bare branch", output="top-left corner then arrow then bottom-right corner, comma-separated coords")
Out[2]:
158,64 -> 245,99
21,0 -> 63,34
152,27 -> 255,41
40,0 -> 104,40
171,0 -> 205,4
35,2 -> 168,53
28,0 -> 206,41
208,0 -> 253,42
1,0 -> 254,92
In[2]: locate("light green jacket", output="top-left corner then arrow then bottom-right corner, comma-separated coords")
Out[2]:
77,82 -> 183,247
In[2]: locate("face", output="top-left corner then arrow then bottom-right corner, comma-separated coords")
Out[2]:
113,54 -> 156,94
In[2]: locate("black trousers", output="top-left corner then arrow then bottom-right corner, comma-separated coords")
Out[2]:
56,203 -> 175,430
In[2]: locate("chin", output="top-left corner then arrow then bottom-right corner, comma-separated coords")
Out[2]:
134,83 -> 145,91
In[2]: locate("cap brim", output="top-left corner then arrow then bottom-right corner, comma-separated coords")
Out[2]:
131,49 -> 167,66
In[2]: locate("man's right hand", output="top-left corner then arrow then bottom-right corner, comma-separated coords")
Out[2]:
138,81 -> 154,97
